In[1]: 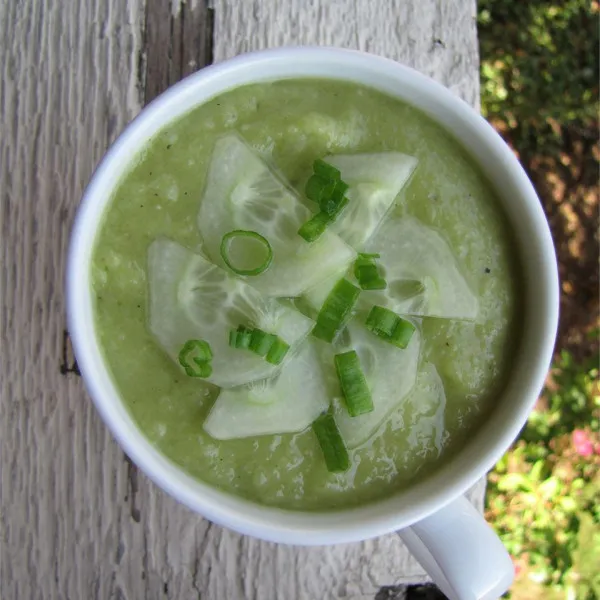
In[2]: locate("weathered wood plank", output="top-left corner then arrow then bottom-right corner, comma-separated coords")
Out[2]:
0,0 -> 482,599
213,0 -> 480,107
143,0 -> 214,103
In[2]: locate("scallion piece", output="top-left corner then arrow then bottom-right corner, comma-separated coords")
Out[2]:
365,305 -> 416,348
313,158 -> 341,181
220,230 -> 273,276
236,325 -> 252,349
297,195 -> 350,242
298,212 -> 331,242
355,263 -> 379,281
354,254 -> 387,290
299,158 -> 350,242
305,175 -> 336,203
230,326 -> 290,365
355,267 -> 386,290
389,318 -> 416,349
365,305 -> 398,337
249,328 -> 277,356
178,339 -> 213,378
334,351 -> 373,416
312,412 -> 350,473
312,278 -> 360,343
326,194 -> 349,220
320,180 -> 349,216
228,329 -> 238,348
265,338 -> 290,365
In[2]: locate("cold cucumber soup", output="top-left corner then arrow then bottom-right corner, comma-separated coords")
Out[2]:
92,79 -> 520,510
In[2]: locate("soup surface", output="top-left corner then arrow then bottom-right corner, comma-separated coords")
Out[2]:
91,79 -> 520,510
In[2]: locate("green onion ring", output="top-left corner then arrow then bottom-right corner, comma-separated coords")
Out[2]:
220,230 -> 273,276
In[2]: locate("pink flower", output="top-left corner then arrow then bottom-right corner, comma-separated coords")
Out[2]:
572,430 -> 594,457
511,557 -> 522,577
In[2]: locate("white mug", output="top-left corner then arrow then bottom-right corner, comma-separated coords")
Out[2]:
67,47 -> 559,600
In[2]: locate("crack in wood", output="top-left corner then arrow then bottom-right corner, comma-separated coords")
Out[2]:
191,521 -> 213,598
59,329 -> 81,376
142,0 -> 214,104
124,453 -> 141,523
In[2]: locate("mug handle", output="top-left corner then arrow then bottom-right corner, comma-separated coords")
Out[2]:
398,495 -> 514,600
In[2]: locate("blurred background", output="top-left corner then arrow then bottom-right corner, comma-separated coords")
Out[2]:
478,1 -> 599,597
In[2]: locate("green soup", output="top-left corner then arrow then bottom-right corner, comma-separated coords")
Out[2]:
91,79 -> 520,510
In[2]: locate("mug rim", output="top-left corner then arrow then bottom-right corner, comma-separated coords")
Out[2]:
67,46 -> 559,545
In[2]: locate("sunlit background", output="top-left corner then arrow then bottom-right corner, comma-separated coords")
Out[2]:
478,1 -> 599,597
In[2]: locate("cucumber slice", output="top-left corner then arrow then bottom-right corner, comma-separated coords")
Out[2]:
332,319 -> 421,448
203,341 -> 330,439
197,134 -> 355,297
324,153 -> 418,249
364,216 -> 479,320
147,239 -> 313,388
400,362 -> 447,456
303,268 -> 350,313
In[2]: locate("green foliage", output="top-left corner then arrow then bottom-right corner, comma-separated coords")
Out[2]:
573,512 -> 600,599
480,3 -> 599,596
524,350 -> 600,443
486,351 -> 600,596
479,0 -> 599,126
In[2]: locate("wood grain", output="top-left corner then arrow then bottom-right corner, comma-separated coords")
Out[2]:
0,0 -> 482,598
212,0 -> 480,108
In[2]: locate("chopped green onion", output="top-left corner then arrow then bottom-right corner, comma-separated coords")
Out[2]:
299,158 -> 350,242
334,351 -> 373,416
298,212 -> 331,242
312,278 -> 360,343
320,180 -> 349,216
178,339 -> 213,378
354,254 -> 387,290
312,412 -> 350,473
249,328 -> 277,356
365,305 -> 400,337
364,278 -> 387,291
228,329 -> 238,348
220,230 -> 273,276
365,306 -> 396,336
326,194 -> 349,220
355,266 -> 386,290
230,326 -> 290,364
313,158 -> 341,181
297,196 -> 349,242
305,175 -> 336,203
358,252 -> 380,259
265,338 -> 290,365
236,325 -> 252,349
365,305 -> 416,348
389,319 -> 416,348
355,263 -> 378,280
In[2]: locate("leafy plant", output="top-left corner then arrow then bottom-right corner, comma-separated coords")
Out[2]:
486,351 -> 599,595
478,2 -> 599,597
479,0 -> 599,148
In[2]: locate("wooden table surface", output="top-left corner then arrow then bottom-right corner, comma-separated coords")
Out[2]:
0,1 -> 484,598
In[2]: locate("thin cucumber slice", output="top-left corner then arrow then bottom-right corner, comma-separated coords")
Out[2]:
395,361 -> 447,457
364,216 -> 479,320
147,239 -> 313,388
203,341 -> 330,439
197,134 -> 355,297
332,319 -> 421,448
303,267 -> 349,313
324,153 -> 418,249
